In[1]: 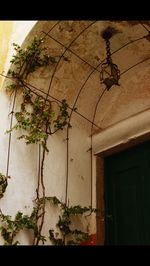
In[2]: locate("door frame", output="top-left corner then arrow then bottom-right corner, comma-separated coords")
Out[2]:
96,133 -> 150,245
92,109 -> 150,245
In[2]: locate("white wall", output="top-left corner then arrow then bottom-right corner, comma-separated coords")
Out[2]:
93,108 -> 150,155
4,21 -> 37,76
1,20 -> 149,245
0,20 -> 94,244
0,89 -> 93,245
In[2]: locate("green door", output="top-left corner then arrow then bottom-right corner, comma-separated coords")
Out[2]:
104,140 -> 150,245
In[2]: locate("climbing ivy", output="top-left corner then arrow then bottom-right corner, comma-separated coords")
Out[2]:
6,36 -> 71,152
0,36 -> 94,245
7,37 -> 52,79
0,207 -> 46,245
6,91 -> 70,152
0,173 -> 10,199
0,196 -> 94,245
42,196 -> 94,245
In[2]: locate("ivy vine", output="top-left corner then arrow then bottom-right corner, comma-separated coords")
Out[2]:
38,196 -> 94,245
49,204 -> 92,245
0,196 -> 95,245
0,173 -> 10,199
6,37 -> 71,152
0,207 -> 46,245
0,36 -> 94,245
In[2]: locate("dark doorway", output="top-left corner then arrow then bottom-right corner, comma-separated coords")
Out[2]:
104,140 -> 150,245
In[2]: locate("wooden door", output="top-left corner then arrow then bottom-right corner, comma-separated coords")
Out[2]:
104,141 -> 150,245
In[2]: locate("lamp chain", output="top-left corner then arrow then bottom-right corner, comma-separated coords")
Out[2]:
106,39 -> 112,65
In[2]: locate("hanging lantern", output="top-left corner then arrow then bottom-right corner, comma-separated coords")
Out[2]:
100,26 -> 121,91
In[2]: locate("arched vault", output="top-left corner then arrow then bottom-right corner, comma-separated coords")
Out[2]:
21,20 -> 150,133
0,21 -> 149,245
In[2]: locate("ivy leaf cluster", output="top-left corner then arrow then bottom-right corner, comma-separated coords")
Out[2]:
47,196 -> 93,245
0,194 -> 94,245
0,36 -> 93,246
6,37 -> 71,151
54,99 -> 71,130
7,92 -> 70,151
0,207 -> 46,245
0,173 -> 10,199
8,37 -> 54,79
38,196 -> 61,206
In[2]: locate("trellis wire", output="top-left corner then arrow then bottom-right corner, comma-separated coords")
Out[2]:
6,88 -> 17,177
45,21 -> 97,96
0,73 -> 101,130
1,21 -> 150,243
90,88 -> 107,209
5,21 -> 61,179
42,21 -> 97,206
4,21 -> 61,245
45,30 -> 149,76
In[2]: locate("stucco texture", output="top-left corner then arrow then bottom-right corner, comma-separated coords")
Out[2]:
0,21 -> 150,245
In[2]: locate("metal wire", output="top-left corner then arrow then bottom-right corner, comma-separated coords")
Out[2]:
5,21 -> 61,180
139,22 -> 150,33
90,88 -> 107,209
43,25 -> 99,211
120,57 -> 150,76
6,88 -> 17,177
0,73 -> 101,130
41,24 -> 150,206
42,30 -> 101,73
44,29 -> 148,77
3,21 -> 150,229
4,23 -> 62,245
61,36 -> 150,208
45,21 -> 97,96
64,70 -> 102,205
40,21 -> 61,40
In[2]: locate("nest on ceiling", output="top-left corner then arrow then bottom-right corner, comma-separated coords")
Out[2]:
101,26 -> 120,40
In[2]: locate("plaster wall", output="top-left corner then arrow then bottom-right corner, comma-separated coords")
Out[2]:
0,21 -> 93,243
0,21 -> 37,89
0,20 -> 149,245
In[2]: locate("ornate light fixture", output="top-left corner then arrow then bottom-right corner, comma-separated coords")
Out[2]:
100,26 -> 120,91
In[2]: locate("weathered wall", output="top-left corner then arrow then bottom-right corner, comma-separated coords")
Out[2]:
0,22 -> 13,89
0,20 -> 149,245
0,21 -> 37,89
0,21 -> 93,245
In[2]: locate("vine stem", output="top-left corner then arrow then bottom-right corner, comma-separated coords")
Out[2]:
6,57 -> 28,178
36,144 -> 41,202
3,36 -> 72,245
33,144 -> 41,245
6,88 -> 17,177
35,137 -> 47,245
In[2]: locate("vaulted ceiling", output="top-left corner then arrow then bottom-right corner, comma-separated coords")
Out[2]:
24,21 -> 150,133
